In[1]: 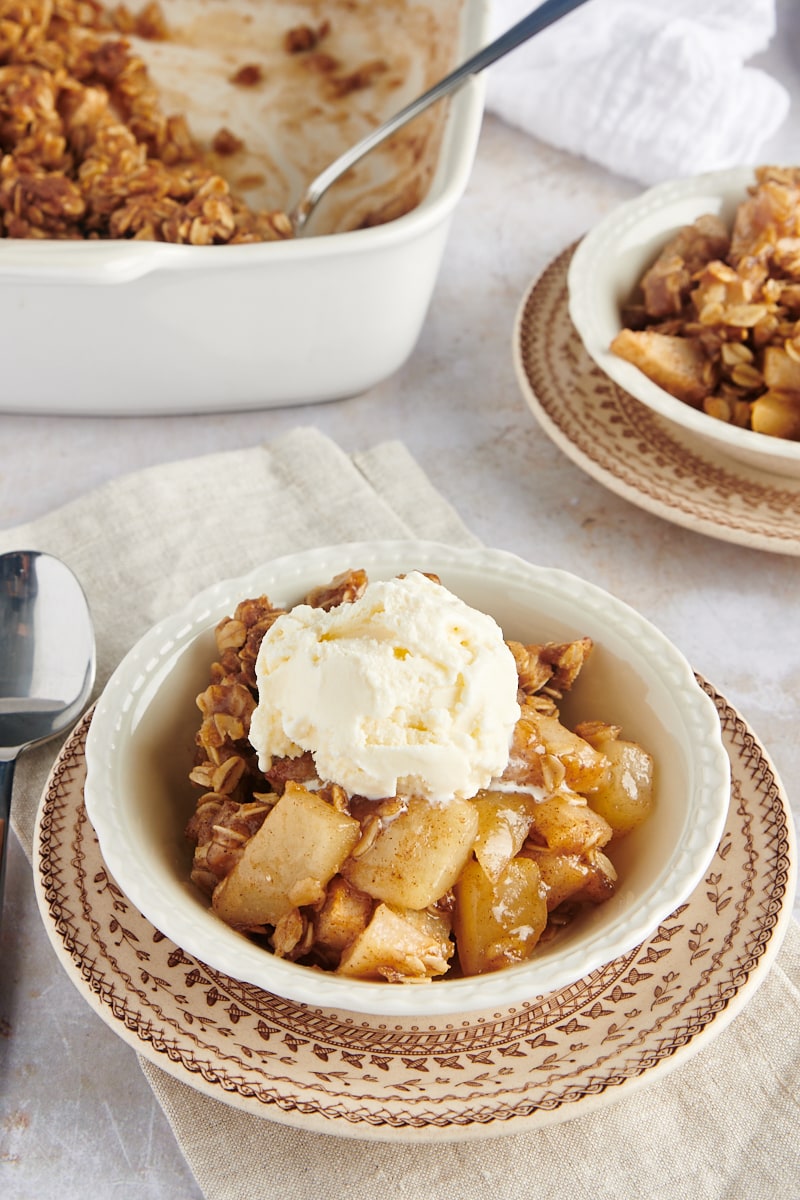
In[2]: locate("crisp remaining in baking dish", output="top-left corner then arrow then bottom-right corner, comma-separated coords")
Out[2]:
185,568 -> 656,982
0,0 -> 459,242
0,0 -> 483,412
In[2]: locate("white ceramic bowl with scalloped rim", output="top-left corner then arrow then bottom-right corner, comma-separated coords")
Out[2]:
568,166 -> 800,478
83,541 -> 730,1017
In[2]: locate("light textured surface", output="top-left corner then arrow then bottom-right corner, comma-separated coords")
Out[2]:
2,2 -> 800,1197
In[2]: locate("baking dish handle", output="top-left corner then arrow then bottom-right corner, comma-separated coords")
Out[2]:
0,241 -> 189,284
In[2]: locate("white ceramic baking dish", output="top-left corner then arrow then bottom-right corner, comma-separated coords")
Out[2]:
0,0 -> 489,415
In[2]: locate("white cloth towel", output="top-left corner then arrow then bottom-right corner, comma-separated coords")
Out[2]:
486,0 -> 791,185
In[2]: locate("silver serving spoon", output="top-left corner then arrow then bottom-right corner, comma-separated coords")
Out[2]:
290,0 -> 592,235
0,551 -> 95,914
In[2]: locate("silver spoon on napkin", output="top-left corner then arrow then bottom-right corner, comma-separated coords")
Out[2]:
290,0 -> 592,235
0,551 -> 95,915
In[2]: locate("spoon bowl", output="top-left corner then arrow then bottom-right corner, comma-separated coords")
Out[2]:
0,550 -> 95,911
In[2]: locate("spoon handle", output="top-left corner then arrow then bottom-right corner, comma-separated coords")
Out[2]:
292,0 -> 591,232
0,757 -> 15,919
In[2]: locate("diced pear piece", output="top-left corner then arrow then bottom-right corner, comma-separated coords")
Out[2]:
536,714 -> 610,792
337,903 -> 453,980
522,845 -> 618,911
521,846 -> 592,910
342,796 -> 479,910
762,345 -> 800,392
751,389 -> 800,440
212,781 -> 361,928
472,791 -> 538,882
402,904 -> 453,950
610,328 -> 711,406
527,790 -> 613,854
573,719 -> 622,750
453,856 -> 548,975
585,739 -> 655,837
313,876 -> 374,955
573,848 -> 618,905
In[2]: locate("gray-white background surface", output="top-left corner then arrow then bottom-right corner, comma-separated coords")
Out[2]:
2,2 -> 799,1195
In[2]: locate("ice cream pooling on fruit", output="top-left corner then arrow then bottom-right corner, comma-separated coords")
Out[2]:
248,572 -> 521,803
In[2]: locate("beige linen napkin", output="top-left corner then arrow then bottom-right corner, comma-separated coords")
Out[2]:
3,427 -> 799,1200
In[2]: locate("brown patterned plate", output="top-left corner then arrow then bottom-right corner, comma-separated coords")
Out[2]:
34,683 -> 795,1143
513,245 -> 800,556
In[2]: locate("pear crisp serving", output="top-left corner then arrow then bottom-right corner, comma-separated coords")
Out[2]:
185,568 -> 655,983
611,165 -> 800,442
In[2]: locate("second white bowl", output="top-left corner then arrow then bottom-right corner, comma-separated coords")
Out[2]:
568,167 -> 800,478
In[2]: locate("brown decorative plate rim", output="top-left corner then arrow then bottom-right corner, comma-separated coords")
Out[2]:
33,682 -> 796,1142
513,244 -> 800,557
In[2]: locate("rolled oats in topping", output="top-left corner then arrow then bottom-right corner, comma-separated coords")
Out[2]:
0,0 -> 291,242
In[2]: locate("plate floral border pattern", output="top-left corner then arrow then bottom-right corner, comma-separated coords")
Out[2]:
514,245 -> 800,556
34,682 -> 794,1142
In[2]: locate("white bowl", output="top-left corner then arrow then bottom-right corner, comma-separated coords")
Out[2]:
0,0 -> 487,416
568,167 -> 800,478
83,540 -> 730,1017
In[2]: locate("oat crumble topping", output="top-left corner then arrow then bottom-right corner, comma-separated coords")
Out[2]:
0,0 -> 292,242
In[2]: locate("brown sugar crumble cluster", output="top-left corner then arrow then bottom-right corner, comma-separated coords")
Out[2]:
611,165 -> 800,441
0,0 -> 292,242
281,17 -> 390,101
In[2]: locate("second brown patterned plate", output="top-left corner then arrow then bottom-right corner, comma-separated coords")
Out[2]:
514,245 -> 800,556
33,684 -> 795,1142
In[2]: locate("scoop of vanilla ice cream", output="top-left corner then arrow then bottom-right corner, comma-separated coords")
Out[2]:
248,571 -> 521,803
